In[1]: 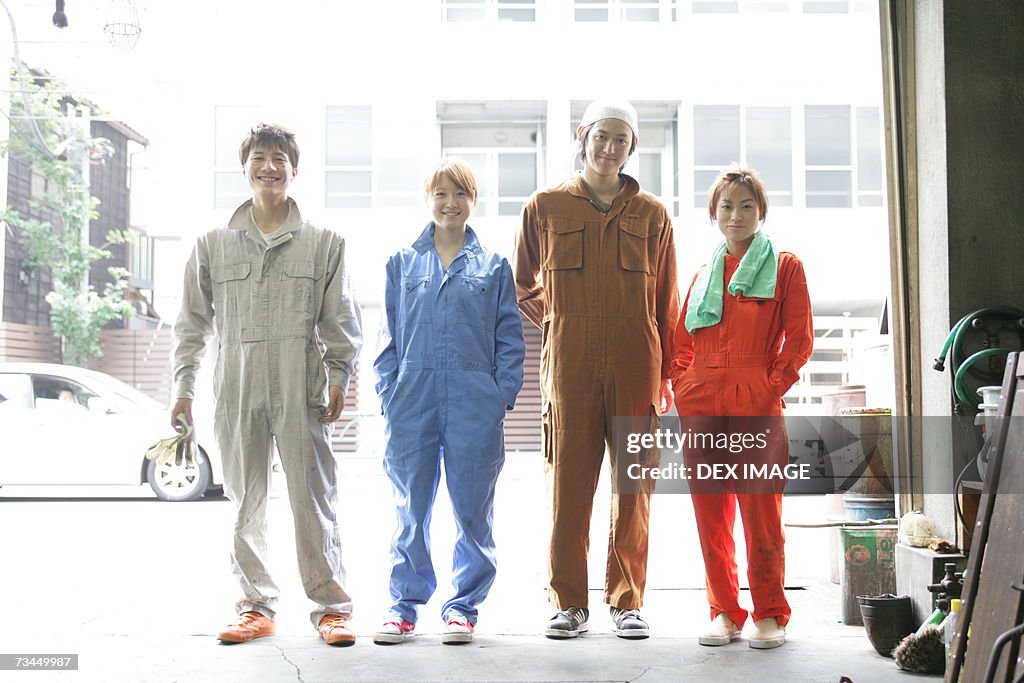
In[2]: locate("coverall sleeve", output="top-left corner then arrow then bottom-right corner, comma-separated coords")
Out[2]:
513,198 -> 545,329
654,216 -> 681,380
319,235 -> 363,396
372,256 -> 400,412
669,271 -> 701,387
768,254 -> 814,397
493,258 -> 527,410
172,242 -> 214,400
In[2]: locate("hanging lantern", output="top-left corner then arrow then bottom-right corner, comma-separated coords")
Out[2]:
103,0 -> 142,52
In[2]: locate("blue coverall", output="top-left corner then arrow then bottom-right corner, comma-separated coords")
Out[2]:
373,223 -> 525,625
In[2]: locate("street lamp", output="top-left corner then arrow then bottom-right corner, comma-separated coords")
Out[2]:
103,0 -> 141,52
52,0 -> 67,28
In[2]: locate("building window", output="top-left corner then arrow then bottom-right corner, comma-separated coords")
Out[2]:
442,0 -> 536,22
693,104 -> 792,208
30,168 -> 48,200
377,156 -> 424,209
575,0 -> 675,22
456,151 -> 537,217
576,0 -> 609,21
130,231 -> 154,285
856,106 -> 884,206
213,105 -> 259,209
805,105 -> 881,208
803,0 -> 848,13
692,0 -> 790,12
325,105 -> 373,209
438,101 -> 544,218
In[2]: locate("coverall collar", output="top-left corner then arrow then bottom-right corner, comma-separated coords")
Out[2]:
227,197 -> 303,247
412,222 -> 484,272
567,172 -> 641,216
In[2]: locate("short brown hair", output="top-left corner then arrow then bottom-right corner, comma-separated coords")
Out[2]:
424,158 -> 478,205
238,123 -> 299,168
707,168 -> 769,222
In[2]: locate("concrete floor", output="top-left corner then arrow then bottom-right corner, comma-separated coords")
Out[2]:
0,453 -> 939,683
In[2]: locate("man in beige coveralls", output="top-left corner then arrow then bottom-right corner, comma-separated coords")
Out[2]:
172,124 -> 362,647
514,101 -> 679,639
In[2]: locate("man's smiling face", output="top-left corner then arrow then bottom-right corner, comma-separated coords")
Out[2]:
243,143 -> 297,200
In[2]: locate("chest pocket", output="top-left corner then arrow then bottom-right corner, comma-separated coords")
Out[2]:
732,292 -> 781,339
619,219 -> 660,275
543,219 -> 584,270
281,260 -> 322,313
210,262 -> 252,317
399,275 -> 432,329
455,275 -> 491,329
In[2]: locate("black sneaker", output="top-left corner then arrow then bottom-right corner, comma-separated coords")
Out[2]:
610,607 -> 650,639
545,607 -> 589,639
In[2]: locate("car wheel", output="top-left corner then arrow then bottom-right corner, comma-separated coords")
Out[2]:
146,446 -> 212,502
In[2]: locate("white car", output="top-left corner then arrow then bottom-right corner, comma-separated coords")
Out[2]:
0,362 -> 222,501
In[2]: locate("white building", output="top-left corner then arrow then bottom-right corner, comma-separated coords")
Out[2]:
4,0 -> 895,416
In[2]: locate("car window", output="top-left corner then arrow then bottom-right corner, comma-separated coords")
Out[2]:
81,374 -> 163,412
30,375 -> 97,409
0,373 -> 32,410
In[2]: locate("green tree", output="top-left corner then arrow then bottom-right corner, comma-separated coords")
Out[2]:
1,67 -> 134,366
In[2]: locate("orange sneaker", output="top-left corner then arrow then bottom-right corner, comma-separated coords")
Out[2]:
217,611 -> 275,643
318,613 -> 356,647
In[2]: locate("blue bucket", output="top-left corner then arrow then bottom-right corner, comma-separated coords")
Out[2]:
843,493 -> 895,521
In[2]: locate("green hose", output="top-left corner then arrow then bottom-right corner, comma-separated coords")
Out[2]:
954,348 -> 1013,407
932,312 -> 971,371
936,306 -> 1024,411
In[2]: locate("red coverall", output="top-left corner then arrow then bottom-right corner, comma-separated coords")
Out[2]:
670,250 -> 813,629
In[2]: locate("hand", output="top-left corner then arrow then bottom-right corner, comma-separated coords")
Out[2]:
170,398 -> 193,431
658,378 -> 674,415
319,385 -> 344,424
146,413 -> 197,467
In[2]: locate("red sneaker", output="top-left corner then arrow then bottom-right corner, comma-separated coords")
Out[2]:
217,611 -> 275,643
441,613 -> 474,644
318,613 -> 356,646
373,617 -> 417,644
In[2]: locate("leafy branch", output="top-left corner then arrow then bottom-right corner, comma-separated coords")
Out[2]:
0,67 -> 134,366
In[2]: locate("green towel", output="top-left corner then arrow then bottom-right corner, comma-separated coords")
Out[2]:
684,231 -> 778,333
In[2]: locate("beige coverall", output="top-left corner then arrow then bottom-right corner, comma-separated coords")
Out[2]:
173,199 -> 362,625
514,174 -> 679,610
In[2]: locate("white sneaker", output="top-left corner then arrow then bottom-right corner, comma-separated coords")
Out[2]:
698,613 -> 741,646
373,616 -> 416,645
441,613 -> 474,644
748,617 -> 786,649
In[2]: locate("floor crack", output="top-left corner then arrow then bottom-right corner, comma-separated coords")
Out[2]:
631,665 -> 654,681
272,643 -> 304,683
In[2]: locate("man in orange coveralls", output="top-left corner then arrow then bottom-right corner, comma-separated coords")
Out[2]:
514,100 -> 679,640
671,168 -> 813,650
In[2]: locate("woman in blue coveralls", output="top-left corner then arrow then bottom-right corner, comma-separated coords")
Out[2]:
373,158 -> 526,645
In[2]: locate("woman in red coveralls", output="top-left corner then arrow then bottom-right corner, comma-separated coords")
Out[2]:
670,168 -> 813,650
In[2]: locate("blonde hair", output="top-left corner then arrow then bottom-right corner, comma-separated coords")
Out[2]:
424,158 -> 478,205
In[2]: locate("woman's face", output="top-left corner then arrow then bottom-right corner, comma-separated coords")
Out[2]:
428,174 -> 473,232
715,183 -> 761,248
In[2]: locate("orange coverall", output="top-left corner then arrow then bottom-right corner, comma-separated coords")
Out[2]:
670,250 -> 813,629
514,174 -> 679,611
